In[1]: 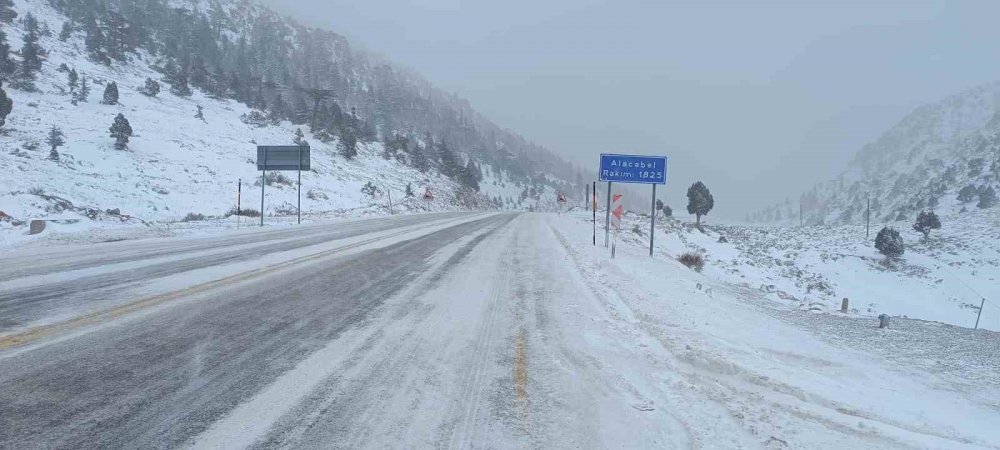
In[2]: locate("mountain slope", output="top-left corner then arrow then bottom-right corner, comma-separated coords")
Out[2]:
751,82 -> 1000,225
0,0 -> 577,243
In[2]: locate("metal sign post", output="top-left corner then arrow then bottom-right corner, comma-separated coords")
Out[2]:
237,179 -> 242,229
297,145 -> 302,224
261,147 -> 267,227
599,153 -> 668,257
604,181 -> 612,248
592,181 -> 597,246
257,145 -> 311,227
650,184 -> 656,256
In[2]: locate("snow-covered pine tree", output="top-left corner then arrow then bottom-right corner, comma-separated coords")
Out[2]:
663,205 -> 673,217
59,21 -> 72,41
109,113 -> 133,150
875,227 -> 904,258
169,71 -> 192,97
0,30 -> 15,80
102,82 -> 119,105
437,142 -> 458,178
979,186 -> 998,209
411,142 -> 428,173
462,159 -> 480,191
686,181 -> 715,228
46,125 -> 65,161
104,11 -> 133,61
655,199 -> 664,211
293,128 -> 306,146
67,69 -> 79,95
957,184 -> 977,203
85,13 -> 110,65
361,181 -> 378,197
195,105 -> 205,121
0,80 -> 11,128
338,127 -> 358,159
19,13 -> 46,81
912,210 -> 941,240
405,183 -> 414,198
77,75 -> 90,102
0,0 -> 15,24
139,78 -> 159,96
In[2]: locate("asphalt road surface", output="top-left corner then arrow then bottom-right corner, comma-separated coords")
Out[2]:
6,211 -> 673,449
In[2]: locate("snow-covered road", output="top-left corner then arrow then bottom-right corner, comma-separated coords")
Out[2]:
1,213 -> 998,449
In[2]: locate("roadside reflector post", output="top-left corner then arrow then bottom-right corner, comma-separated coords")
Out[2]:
975,298 -> 985,329
841,298 -> 849,313
237,178 -> 242,229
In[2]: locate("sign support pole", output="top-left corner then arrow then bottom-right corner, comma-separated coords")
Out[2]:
604,182 -> 612,248
297,146 -> 302,224
592,181 -> 596,246
237,179 -> 241,229
261,147 -> 267,227
650,184 -> 656,256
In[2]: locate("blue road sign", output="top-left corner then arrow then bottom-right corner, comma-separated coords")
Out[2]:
599,154 -> 667,184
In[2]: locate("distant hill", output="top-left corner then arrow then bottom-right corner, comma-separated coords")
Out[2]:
750,82 -> 1000,226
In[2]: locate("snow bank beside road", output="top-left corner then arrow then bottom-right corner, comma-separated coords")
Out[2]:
548,213 -> 1000,448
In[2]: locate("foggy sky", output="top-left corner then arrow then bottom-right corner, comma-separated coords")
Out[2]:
261,0 -> 1000,219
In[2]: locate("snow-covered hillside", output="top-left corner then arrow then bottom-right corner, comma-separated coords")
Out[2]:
582,207 -> 1000,331
751,81 -> 1000,226
0,0 -> 566,245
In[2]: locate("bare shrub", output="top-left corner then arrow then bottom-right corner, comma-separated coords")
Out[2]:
677,252 -> 705,272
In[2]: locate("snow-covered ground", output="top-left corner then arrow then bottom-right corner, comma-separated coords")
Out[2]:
0,0 -> 561,248
592,206 -> 1000,332
546,212 -> 999,448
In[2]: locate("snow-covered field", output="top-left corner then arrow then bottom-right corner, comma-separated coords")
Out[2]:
548,212 -> 1000,448
589,206 -> 1000,332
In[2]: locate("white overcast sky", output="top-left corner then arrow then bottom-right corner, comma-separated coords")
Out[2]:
261,0 -> 1000,219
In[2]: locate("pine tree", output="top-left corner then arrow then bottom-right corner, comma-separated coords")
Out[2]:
59,21 -> 72,41
438,142 -> 458,178
139,78 -> 159,97
46,125 -> 65,161
875,227 -> 904,258
109,113 -> 133,150
912,210 -> 941,240
102,82 -> 119,105
686,181 -> 715,228
19,13 -> 46,80
411,142 -> 429,173
405,183 -> 414,198
0,80 -> 11,128
655,199 -> 664,211
169,71 -> 192,97
0,0 -> 15,24
77,75 -> 90,102
338,127 -> 358,159
0,30 -> 15,81
979,186 -> 998,209
461,158 -> 480,191
663,205 -> 673,217
957,184 -> 977,203
85,16 -> 110,65
67,69 -> 78,94
195,105 -> 205,122
293,128 -> 306,145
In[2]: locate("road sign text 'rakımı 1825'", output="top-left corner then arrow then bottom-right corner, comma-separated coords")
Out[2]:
599,154 -> 667,184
